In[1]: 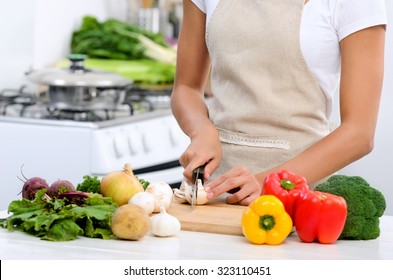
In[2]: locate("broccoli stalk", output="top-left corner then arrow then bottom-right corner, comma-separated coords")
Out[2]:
315,175 -> 386,240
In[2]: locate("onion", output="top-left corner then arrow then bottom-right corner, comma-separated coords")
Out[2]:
100,163 -> 144,206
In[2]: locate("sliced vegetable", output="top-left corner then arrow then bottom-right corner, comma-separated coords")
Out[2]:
173,179 -> 209,205
294,191 -> 347,244
242,195 -> 293,245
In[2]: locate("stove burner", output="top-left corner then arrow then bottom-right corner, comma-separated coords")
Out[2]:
0,86 -> 38,116
0,85 -> 171,122
45,107 -> 132,122
0,85 -> 28,99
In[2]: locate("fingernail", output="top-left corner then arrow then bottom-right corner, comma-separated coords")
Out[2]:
207,192 -> 214,199
204,185 -> 210,191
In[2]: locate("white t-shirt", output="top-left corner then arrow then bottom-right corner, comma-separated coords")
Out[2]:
190,0 -> 387,118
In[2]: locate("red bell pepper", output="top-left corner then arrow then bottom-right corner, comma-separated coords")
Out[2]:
294,191 -> 347,244
261,169 -> 309,222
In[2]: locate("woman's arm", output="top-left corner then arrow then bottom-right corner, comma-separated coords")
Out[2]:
256,24 -> 386,186
171,0 -> 220,182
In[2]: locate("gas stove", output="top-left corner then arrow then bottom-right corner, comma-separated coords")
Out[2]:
0,85 -> 171,121
0,85 -> 189,209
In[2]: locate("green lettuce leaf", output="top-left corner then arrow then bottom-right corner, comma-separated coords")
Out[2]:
0,189 -> 118,242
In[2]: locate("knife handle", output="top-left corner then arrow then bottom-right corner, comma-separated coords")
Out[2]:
192,164 -> 206,185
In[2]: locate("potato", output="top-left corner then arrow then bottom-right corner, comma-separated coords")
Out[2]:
111,204 -> 150,240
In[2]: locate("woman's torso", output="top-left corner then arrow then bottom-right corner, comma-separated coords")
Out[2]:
205,0 -> 331,176
190,0 -> 387,119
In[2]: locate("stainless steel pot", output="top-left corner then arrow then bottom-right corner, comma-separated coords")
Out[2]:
26,54 -> 133,111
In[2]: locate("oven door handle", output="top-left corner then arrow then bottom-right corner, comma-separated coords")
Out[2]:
132,160 -> 181,175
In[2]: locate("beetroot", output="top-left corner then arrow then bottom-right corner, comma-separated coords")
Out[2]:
47,180 -> 76,198
21,177 -> 50,200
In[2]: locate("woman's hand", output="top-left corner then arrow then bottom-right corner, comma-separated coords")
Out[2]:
204,166 -> 263,206
170,0 -> 215,184
179,124 -> 222,183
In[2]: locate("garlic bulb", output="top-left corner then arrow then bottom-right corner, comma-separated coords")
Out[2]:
150,206 -> 181,237
145,181 -> 174,213
128,191 -> 156,214
173,179 -> 209,205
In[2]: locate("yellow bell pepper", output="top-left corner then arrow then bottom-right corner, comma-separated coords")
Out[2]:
242,195 -> 293,245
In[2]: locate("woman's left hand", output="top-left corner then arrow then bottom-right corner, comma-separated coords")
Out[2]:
204,166 -> 262,206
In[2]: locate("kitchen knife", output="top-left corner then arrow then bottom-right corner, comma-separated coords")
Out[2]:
191,165 -> 205,208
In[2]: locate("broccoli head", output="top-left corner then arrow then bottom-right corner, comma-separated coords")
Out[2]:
315,175 -> 386,240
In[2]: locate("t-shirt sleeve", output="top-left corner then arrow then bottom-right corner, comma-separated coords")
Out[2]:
190,0 -> 207,14
335,0 -> 388,41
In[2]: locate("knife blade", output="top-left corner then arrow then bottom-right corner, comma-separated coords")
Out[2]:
191,165 -> 205,208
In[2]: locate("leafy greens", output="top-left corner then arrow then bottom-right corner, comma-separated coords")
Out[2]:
71,16 -> 170,60
69,16 -> 177,85
0,189 -> 118,241
76,175 -> 101,194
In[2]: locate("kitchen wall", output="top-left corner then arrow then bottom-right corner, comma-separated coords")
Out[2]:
0,0 -> 128,87
0,1 -> 392,214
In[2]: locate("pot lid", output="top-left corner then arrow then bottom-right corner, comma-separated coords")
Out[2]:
26,54 -> 132,88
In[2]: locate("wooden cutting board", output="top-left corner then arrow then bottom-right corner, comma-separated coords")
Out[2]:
167,197 -> 247,236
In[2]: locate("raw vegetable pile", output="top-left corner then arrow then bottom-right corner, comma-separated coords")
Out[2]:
0,163 -> 181,242
68,16 -> 177,85
0,171 -> 125,242
242,170 -> 386,245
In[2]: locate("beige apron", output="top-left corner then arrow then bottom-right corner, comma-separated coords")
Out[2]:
206,0 -> 331,182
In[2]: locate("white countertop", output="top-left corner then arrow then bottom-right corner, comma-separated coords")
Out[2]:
1,211 -> 392,260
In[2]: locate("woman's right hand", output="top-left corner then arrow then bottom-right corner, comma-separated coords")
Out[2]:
179,124 -> 222,184
170,0 -> 215,184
